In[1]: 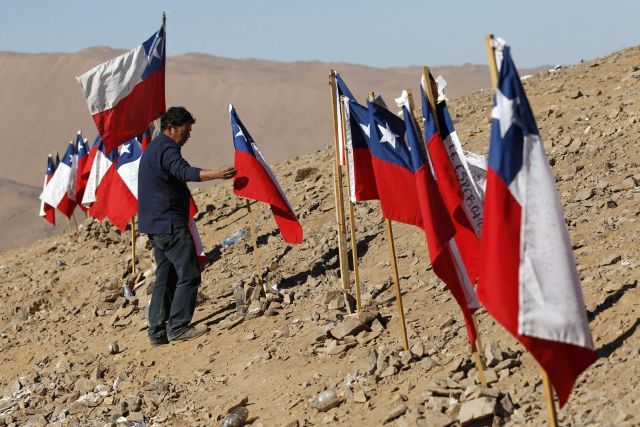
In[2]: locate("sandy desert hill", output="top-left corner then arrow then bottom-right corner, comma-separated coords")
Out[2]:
0,45 -> 638,426
0,48 -> 545,251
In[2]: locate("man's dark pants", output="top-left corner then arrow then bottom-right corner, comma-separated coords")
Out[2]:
148,226 -> 201,343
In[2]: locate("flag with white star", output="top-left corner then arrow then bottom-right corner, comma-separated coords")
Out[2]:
88,139 -> 141,231
229,104 -> 303,244
478,41 -> 596,407
39,154 -> 57,225
39,141 -> 77,218
77,25 -> 166,154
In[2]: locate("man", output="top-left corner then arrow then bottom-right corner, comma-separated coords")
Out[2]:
139,107 -> 236,345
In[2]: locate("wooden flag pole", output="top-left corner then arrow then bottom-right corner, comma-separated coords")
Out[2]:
418,70 -> 489,386
329,70 -> 351,292
338,96 -> 362,312
541,368 -> 559,427
245,199 -> 265,294
384,219 -> 410,351
130,218 -> 137,276
485,34 -> 499,89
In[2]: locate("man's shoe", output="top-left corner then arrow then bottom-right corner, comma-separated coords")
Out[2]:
150,335 -> 169,346
169,326 -> 208,343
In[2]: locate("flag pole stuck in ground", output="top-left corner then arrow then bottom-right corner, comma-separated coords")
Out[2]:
245,199 -> 265,294
384,218 -> 410,351
329,70 -> 352,294
339,97 -> 362,313
418,71 -> 489,387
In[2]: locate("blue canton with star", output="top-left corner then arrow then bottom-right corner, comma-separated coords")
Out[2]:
489,46 -> 540,185
141,27 -> 165,81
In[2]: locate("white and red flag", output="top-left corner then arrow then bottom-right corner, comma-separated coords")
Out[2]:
39,141 -> 77,218
82,136 -> 117,208
478,40 -> 596,406
39,154 -> 56,225
230,105 -> 303,244
419,83 -> 481,297
89,139 -> 141,231
76,26 -> 165,154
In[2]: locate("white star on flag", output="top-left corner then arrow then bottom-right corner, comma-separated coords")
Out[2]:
358,122 -> 370,138
377,122 -> 398,149
147,35 -> 163,66
234,126 -> 246,140
491,88 -> 517,138
120,143 -> 131,155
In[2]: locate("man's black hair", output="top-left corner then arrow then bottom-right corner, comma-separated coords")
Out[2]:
160,107 -> 196,131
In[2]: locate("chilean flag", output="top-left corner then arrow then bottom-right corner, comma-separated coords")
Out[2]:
39,154 -> 56,225
421,84 -> 481,290
435,99 -> 485,234
75,132 -> 90,213
90,140 -> 141,231
82,137 -> 117,208
77,26 -> 166,154
368,99 -> 479,345
230,105 -> 303,244
337,75 -> 379,202
478,41 -> 596,406
39,141 -> 77,218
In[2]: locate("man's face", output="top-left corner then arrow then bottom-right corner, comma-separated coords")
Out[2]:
170,123 -> 192,146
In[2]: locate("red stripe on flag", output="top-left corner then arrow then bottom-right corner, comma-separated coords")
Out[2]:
92,68 -> 165,154
234,150 -> 302,244
478,169 -> 596,406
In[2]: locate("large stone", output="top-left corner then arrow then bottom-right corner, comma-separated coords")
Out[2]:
294,167 -> 319,182
457,397 -> 496,425
484,342 -> 503,368
329,317 -> 367,340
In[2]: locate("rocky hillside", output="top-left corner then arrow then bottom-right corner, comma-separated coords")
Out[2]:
0,46 -> 639,426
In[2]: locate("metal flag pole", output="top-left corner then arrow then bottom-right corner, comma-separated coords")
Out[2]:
328,70 -> 352,293
338,96 -> 362,312
419,69 -> 489,387
245,199 -> 265,294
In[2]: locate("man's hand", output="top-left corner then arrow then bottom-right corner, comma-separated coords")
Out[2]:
200,165 -> 237,181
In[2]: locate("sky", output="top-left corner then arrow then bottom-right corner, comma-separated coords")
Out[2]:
1,1 -> 638,68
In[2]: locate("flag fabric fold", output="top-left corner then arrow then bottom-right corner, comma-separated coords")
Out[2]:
421,85 -> 481,291
39,155 -> 56,225
434,98 -> 485,235
75,132 -> 90,212
82,137 -> 117,208
39,142 -> 77,218
478,42 -> 596,406
76,26 -> 166,154
229,104 -> 303,244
